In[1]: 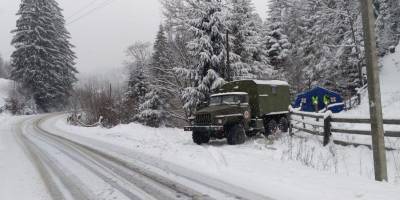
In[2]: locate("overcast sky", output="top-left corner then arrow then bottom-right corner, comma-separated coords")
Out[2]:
0,0 -> 269,76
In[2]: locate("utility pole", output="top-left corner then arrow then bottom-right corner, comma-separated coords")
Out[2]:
359,0 -> 388,181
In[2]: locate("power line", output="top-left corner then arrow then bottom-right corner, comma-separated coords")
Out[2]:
66,0 -> 103,20
67,0 -> 117,26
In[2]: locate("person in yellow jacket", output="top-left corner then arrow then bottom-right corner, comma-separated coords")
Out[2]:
323,95 -> 331,108
312,96 -> 319,112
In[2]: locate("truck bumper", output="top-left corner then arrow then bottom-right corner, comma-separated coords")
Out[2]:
184,126 -> 224,132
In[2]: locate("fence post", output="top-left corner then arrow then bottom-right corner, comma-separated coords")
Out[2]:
302,115 -> 306,129
323,116 -> 332,146
289,111 -> 294,136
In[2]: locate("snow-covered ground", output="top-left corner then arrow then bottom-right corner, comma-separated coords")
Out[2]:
0,79 -> 51,199
0,114 -> 51,200
47,113 -> 399,200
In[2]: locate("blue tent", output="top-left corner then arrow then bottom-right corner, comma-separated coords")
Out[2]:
293,86 -> 344,113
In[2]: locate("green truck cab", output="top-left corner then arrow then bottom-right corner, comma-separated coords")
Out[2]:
184,80 -> 291,145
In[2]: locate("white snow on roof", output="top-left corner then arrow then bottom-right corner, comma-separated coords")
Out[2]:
252,80 -> 289,86
211,92 -> 248,97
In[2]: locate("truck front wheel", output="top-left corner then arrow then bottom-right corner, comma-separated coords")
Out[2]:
192,131 -> 209,145
227,124 -> 246,145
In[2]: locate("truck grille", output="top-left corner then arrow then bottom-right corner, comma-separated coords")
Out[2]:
195,113 -> 211,125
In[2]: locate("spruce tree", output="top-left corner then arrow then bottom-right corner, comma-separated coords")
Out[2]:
137,25 -> 172,127
10,0 -> 77,112
137,87 -> 168,127
375,0 -> 400,55
186,0 -> 227,100
151,25 -> 174,90
49,0 -> 78,105
264,0 -> 291,77
125,64 -> 147,118
227,0 -> 272,79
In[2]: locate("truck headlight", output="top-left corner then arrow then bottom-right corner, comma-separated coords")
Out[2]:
244,111 -> 250,120
218,119 -> 223,124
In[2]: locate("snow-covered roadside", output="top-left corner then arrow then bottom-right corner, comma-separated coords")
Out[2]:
0,114 -> 51,200
334,43 -> 400,133
49,114 -> 399,200
340,44 -> 400,118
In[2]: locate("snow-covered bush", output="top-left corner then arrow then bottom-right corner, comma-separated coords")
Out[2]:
4,86 -> 36,115
72,79 -> 122,128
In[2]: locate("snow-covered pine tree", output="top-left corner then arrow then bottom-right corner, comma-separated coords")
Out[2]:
137,25 -> 172,127
264,0 -> 365,95
227,0 -> 273,80
161,0 -> 227,117
150,25 -> 174,91
375,0 -> 400,56
10,0 -> 77,112
48,0 -> 78,106
270,0 -> 314,93
305,0 -> 363,94
264,0 -> 291,79
136,87 -> 168,127
123,42 -> 151,122
124,63 -> 148,122
185,0 -> 227,93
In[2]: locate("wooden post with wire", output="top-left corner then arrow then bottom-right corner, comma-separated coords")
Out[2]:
359,0 -> 388,181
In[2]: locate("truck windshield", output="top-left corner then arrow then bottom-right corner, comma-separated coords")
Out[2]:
210,95 -> 248,106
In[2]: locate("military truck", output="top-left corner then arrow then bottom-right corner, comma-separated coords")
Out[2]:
184,80 -> 291,145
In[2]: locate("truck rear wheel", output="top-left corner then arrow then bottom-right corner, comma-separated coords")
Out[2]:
227,124 -> 246,145
264,119 -> 278,136
279,117 -> 289,132
192,131 -> 209,145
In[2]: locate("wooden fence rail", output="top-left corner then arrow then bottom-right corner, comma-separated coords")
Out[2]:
289,109 -> 400,147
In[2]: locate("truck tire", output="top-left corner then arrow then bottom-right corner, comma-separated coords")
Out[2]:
227,124 -> 246,145
192,131 -> 209,145
279,117 -> 289,132
264,119 -> 278,136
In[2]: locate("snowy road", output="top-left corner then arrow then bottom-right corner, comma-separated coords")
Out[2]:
16,114 -> 272,200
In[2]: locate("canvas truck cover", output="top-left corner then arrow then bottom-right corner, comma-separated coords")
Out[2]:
219,80 -> 290,117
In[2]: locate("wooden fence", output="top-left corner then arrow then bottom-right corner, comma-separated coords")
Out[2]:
289,109 -> 400,148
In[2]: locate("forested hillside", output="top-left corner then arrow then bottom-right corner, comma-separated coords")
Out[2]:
118,0 -> 400,127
